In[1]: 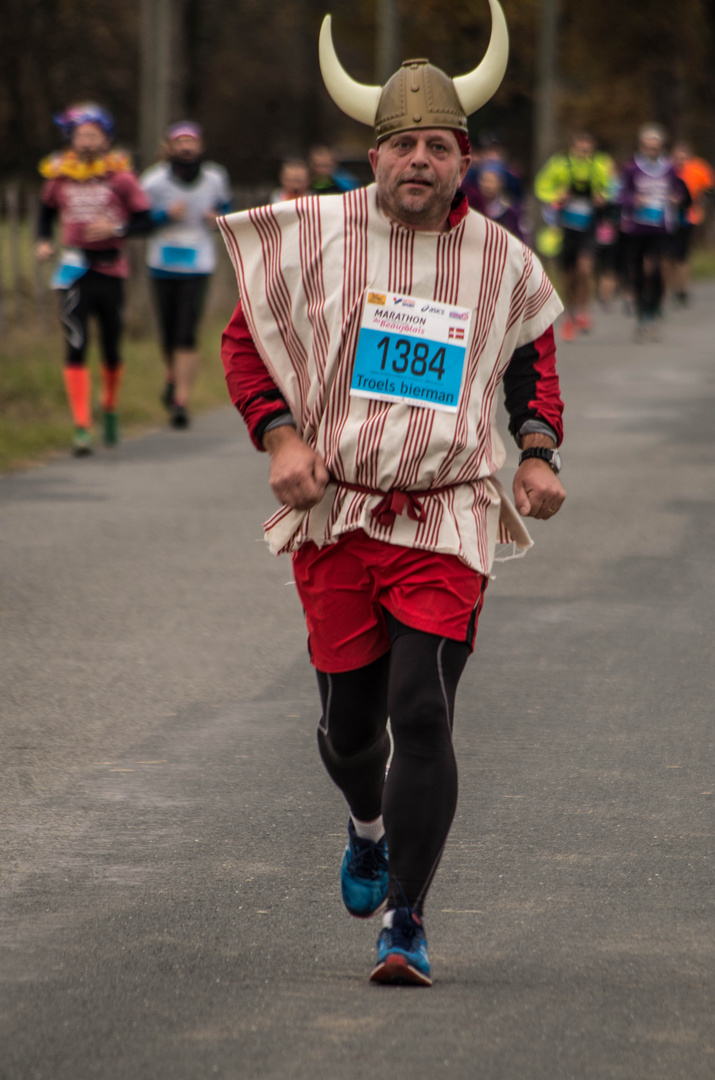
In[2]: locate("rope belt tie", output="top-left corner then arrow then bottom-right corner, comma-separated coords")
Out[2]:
334,479 -> 461,529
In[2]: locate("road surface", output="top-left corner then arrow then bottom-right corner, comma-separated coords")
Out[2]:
1,289 -> 714,1079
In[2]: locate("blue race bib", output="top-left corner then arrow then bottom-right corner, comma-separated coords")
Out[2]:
159,244 -> 199,268
561,197 -> 594,231
350,291 -> 473,414
51,249 -> 89,290
633,203 -> 665,228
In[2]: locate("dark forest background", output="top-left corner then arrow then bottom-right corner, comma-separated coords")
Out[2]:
2,0 -> 715,183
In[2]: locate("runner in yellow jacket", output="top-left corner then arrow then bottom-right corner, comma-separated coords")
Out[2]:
535,133 -> 615,340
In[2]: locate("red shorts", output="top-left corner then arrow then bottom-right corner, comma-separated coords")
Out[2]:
291,530 -> 488,673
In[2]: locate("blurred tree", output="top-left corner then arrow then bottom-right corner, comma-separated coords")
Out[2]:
0,0 -> 140,174
2,0 -> 715,182
140,0 -> 187,169
557,0 -> 713,161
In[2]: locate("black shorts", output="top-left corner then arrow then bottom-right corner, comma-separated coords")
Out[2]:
152,275 -> 210,352
595,241 -> 619,276
666,224 -> 694,263
560,226 -> 595,271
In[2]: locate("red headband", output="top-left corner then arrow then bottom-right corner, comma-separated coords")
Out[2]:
455,131 -> 471,156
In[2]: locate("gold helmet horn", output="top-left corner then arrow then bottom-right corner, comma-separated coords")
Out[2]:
318,0 -> 509,141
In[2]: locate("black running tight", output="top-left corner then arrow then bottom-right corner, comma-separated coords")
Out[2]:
316,612 -> 470,913
60,270 -> 124,369
625,233 -> 665,318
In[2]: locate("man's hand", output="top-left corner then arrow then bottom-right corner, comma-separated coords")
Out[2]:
35,241 -> 54,261
263,425 -> 329,510
513,434 -> 565,520
513,459 -> 565,520
83,217 -> 120,242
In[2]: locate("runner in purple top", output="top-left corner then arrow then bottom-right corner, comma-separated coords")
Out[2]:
464,163 -> 526,242
619,124 -> 690,341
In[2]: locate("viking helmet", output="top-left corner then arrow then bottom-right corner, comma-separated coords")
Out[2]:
319,0 -> 509,142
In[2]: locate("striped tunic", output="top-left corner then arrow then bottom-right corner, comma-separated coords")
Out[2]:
218,184 -> 563,575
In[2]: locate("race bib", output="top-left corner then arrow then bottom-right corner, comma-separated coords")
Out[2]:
350,291 -> 473,414
634,197 -> 666,228
51,248 -> 89,290
159,243 -> 199,269
561,197 -> 594,231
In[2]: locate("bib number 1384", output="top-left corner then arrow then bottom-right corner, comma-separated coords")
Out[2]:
377,336 -> 446,380
350,290 -> 473,414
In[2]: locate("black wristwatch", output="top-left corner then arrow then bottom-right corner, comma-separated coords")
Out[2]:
519,446 -> 562,474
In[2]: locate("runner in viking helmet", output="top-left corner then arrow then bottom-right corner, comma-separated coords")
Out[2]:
219,0 -> 566,986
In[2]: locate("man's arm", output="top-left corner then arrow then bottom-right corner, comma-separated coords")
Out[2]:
534,155 -> 568,205
35,202 -> 57,259
617,163 -> 636,210
672,173 -> 692,211
35,180 -> 59,259
503,325 -> 566,520
221,301 -> 328,509
222,300 -> 295,446
503,325 -> 563,445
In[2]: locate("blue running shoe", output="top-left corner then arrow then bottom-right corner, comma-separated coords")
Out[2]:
340,819 -> 389,919
369,906 -> 432,986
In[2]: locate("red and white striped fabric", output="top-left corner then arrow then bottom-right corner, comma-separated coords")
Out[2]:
218,184 -> 563,575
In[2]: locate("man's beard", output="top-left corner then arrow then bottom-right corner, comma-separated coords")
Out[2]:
170,155 -> 202,183
383,171 -> 457,228
76,148 -> 103,162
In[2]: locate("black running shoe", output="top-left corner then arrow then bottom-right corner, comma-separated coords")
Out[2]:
170,404 -> 189,429
161,382 -> 175,410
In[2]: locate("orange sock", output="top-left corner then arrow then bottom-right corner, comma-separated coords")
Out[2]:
101,365 -> 123,412
63,367 -> 92,429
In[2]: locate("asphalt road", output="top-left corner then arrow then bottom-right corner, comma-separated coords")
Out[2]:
1,287 -> 714,1080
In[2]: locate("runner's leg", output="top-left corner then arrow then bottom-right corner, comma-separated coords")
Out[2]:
60,278 -> 92,433
93,275 -> 124,443
382,617 -> 470,914
316,619 -> 470,916
152,277 -> 178,406
94,273 -> 124,372
172,276 -> 209,413
316,653 -> 391,824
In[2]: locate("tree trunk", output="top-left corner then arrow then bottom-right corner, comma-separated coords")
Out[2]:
139,0 -> 186,170
533,0 -> 560,172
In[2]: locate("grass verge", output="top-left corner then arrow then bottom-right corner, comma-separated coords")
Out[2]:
691,247 -> 715,278
0,318 -> 230,473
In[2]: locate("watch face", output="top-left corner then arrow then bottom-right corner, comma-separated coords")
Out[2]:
551,449 -> 562,473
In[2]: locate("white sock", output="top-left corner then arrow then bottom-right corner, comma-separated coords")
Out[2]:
351,814 -> 385,843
